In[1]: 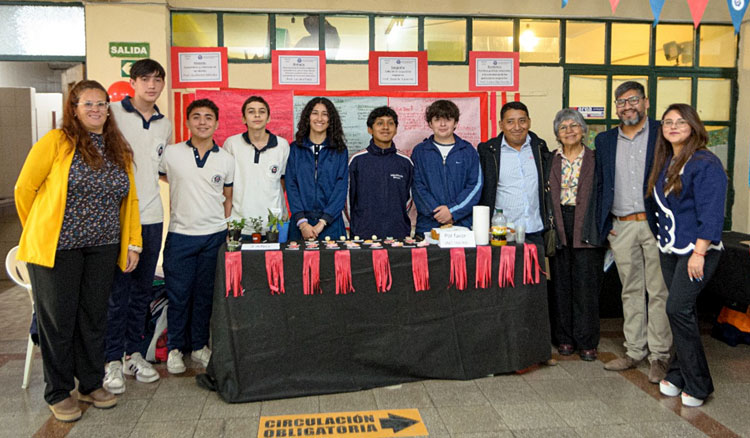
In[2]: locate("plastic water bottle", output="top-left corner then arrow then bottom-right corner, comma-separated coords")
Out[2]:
490,209 -> 507,246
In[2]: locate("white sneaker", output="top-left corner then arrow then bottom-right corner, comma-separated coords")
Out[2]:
167,349 -> 186,374
124,352 -> 160,383
659,379 -> 681,397
190,346 -> 211,368
681,392 -> 704,407
103,360 -> 125,394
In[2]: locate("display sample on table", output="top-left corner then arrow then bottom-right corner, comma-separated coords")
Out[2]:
206,244 -> 551,403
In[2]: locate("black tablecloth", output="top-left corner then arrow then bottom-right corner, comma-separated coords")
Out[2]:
705,231 -> 750,308
207,244 -> 551,403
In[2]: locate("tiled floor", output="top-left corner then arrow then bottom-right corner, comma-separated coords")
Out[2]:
1,279 -> 749,438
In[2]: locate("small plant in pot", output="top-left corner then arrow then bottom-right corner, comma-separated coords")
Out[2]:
249,216 -> 264,243
266,209 -> 286,243
227,218 -> 246,251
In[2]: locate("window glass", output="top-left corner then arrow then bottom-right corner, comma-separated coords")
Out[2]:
424,17 -> 466,62
586,125 -> 607,148
706,126 -> 729,169
656,77 -> 692,117
612,76 -> 648,119
0,5 -> 85,56
655,24 -> 694,67
700,25 -> 737,68
276,14 -> 320,50
172,12 -> 218,47
697,78 -> 731,121
472,19 -> 513,52
519,19 -> 560,63
224,14 -> 269,60
566,21 -> 604,64
325,15 -> 368,61
569,75 -> 607,114
611,23 -> 650,65
375,17 -> 418,51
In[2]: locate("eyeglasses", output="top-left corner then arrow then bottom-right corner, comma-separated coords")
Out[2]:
558,123 -> 581,133
661,119 -> 689,128
614,96 -> 642,108
77,101 -> 109,110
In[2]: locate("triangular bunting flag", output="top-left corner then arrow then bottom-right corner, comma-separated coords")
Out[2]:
650,0 -> 666,26
727,0 -> 748,33
562,0 -> 569,7
610,0 -> 620,13
688,0 -> 710,28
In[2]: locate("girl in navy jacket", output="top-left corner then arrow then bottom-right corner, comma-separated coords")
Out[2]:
647,103 -> 727,407
286,97 -> 348,241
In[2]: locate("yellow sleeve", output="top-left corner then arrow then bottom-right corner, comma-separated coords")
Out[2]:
14,131 -> 64,227
126,162 -> 143,247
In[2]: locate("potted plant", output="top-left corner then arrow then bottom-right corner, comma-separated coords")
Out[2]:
249,216 -> 264,243
266,209 -> 287,243
227,218 -> 246,251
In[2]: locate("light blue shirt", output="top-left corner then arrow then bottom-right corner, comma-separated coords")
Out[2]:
494,135 -> 544,233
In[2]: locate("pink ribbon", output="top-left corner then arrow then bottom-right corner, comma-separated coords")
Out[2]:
303,251 -> 322,295
475,246 -> 492,289
411,247 -> 430,292
225,251 -> 244,298
449,248 -> 467,291
499,245 -> 516,288
265,251 -> 285,295
372,249 -> 392,293
523,243 -> 546,285
334,250 -> 355,295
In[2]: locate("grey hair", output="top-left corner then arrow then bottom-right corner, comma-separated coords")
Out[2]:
553,108 -> 588,145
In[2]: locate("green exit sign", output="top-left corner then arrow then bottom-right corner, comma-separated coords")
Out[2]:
109,42 -> 149,58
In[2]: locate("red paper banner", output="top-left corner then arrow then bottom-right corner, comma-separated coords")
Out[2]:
688,0 -> 710,28
368,51 -> 428,92
272,50 -> 326,91
170,47 -> 228,89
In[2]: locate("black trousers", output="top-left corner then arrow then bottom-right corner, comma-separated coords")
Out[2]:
27,244 -> 119,405
549,205 -> 604,350
660,250 -> 720,400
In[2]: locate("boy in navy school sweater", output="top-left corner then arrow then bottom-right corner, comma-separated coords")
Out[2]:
348,106 -> 413,239
411,99 -> 482,235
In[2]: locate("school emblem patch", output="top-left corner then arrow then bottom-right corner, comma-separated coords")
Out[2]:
270,164 -> 279,175
212,174 -> 222,184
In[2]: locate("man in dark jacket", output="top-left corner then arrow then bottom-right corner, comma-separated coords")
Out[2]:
411,100 -> 482,234
477,101 -> 550,245
348,106 -> 413,239
595,81 -> 671,383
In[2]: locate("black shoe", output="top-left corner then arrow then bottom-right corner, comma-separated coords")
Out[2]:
558,344 -> 574,356
579,349 -> 597,361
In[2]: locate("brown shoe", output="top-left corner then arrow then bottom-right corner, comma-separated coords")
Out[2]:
603,355 -> 641,371
648,359 -> 669,384
49,396 -> 82,422
78,388 -> 117,409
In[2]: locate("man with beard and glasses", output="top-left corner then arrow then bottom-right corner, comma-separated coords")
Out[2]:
595,81 -> 672,384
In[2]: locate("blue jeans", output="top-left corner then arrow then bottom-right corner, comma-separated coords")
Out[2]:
105,223 -> 163,362
163,230 -> 226,351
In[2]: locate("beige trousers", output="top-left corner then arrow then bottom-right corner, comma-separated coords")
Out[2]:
608,218 -> 672,362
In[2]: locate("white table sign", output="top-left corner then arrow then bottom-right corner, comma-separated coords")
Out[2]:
475,58 -> 514,87
379,57 -> 419,86
278,55 -> 320,85
178,52 -> 223,83
438,228 -> 477,248
241,243 -> 281,251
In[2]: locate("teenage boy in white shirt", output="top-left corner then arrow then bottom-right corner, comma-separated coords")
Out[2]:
223,96 -> 290,231
158,99 -> 234,374
104,59 -> 171,394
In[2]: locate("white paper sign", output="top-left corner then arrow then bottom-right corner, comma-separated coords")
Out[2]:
438,228 -> 477,248
241,243 -> 281,251
379,57 -> 418,86
178,52 -> 223,83
574,106 -> 606,119
475,58 -> 514,87
278,55 -> 320,85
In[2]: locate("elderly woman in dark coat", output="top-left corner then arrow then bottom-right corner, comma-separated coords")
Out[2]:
547,108 -> 604,361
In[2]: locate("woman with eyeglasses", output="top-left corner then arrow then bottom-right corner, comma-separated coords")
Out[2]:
14,80 -> 141,422
647,103 -> 727,407
546,108 -> 604,361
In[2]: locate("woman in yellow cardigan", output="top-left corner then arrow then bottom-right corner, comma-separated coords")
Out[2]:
15,80 -> 142,422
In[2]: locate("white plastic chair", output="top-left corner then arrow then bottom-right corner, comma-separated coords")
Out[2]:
5,246 -> 35,389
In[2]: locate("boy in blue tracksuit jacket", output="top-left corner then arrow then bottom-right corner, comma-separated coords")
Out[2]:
411,99 -> 482,234
348,106 -> 413,239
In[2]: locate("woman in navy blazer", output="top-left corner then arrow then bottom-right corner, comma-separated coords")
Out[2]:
647,103 -> 727,407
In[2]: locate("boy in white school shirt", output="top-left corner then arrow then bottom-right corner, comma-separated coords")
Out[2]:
223,96 -> 290,231
104,59 -> 171,394
158,99 -> 234,374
